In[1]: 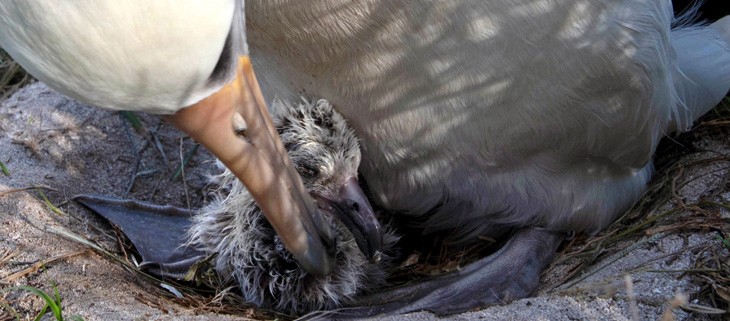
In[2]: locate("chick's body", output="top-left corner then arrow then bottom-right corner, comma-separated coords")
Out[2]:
187,100 -> 397,314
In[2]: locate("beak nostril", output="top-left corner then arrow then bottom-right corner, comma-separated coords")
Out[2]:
348,201 -> 360,212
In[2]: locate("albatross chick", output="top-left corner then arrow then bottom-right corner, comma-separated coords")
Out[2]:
188,99 -> 398,314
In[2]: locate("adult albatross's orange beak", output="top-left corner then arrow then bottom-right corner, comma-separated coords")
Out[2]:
165,56 -> 335,276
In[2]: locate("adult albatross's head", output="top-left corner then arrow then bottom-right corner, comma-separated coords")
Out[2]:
0,1 -> 378,275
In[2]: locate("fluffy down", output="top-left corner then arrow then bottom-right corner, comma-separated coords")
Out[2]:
187,99 -> 399,314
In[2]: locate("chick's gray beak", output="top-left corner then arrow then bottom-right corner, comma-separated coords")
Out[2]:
317,177 -> 384,263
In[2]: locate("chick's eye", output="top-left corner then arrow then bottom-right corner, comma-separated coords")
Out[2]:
297,163 -> 320,178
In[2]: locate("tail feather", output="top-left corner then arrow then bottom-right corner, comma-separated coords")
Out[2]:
670,16 -> 730,131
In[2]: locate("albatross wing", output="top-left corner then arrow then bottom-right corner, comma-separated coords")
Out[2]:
74,194 -> 205,279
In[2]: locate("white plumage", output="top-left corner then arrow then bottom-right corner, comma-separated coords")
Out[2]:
247,1 -> 730,241
0,1 -> 235,113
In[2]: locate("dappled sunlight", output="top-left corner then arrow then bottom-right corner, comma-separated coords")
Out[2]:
510,0 -> 557,18
250,2 -> 660,161
243,0 -> 721,250
0,0 -> 727,318
559,2 -> 596,42
0,82 -> 214,206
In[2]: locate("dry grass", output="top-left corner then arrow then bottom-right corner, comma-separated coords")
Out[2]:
0,49 -> 33,100
45,220 -> 293,320
383,99 -> 730,318
0,187 -> 289,320
543,97 -> 730,317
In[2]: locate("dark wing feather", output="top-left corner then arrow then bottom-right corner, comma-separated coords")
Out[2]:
75,194 -> 205,278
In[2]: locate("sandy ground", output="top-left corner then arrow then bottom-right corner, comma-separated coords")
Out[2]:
1,82 -> 728,321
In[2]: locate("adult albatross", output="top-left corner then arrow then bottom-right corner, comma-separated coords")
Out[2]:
3,0 -> 730,316
242,0 -> 730,315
